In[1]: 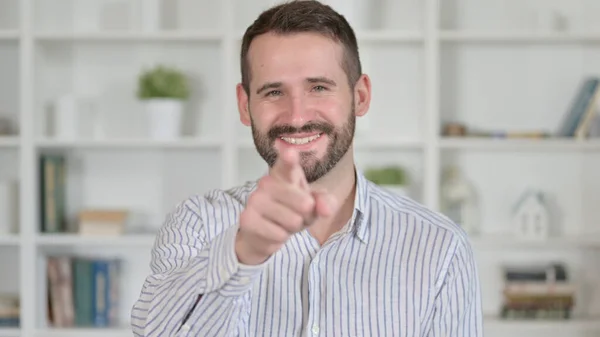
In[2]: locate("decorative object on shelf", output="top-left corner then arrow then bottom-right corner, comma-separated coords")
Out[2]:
556,77 -> 600,139
50,94 -> 100,140
589,113 -> 600,137
442,122 -> 467,136
47,255 -> 121,328
440,166 -> 479,236
0,117 -> 13,135
40,154 -> 67,233
500,262 -> 574,320
364,165 -> 409,197
511,189 -> 550,241
484,130 -> 550,139
0,294 -> 19,327
140,0 -> 161,32
0,179 -> 18,234
77,209 -> 128,236
137,65 -> 190,140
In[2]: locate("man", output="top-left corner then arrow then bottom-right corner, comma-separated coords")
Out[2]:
131,1 -> 483,336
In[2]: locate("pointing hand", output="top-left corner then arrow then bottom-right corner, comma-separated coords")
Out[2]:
235,148 -> 337,265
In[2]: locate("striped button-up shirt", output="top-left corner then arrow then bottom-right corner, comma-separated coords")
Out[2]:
131,169 -> 483,336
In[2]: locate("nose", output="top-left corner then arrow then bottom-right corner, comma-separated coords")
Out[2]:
284,93 -> 316,127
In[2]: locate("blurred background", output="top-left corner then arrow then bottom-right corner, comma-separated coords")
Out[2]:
1,0 -> 600,336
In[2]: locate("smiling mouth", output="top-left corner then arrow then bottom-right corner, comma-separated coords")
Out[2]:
280,133 -> 322,145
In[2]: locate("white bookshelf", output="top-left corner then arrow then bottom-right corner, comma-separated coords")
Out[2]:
0,0 -> 599,336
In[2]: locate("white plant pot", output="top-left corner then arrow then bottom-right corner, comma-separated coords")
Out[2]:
381,185 -> 409,197
53,95 -> 79,139
144,99 -> 184,140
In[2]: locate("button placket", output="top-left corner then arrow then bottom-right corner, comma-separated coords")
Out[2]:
307,247 -> 325,337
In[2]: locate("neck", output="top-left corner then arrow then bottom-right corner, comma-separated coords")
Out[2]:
307,148 -> 357,245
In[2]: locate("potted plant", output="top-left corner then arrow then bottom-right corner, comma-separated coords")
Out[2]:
137,65 -> 190,140
365,165 -> 409,196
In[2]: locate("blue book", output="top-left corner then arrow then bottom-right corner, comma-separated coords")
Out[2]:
557,77 -> 600,137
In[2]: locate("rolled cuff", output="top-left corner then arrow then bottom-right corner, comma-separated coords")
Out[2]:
206,224 -> 271,297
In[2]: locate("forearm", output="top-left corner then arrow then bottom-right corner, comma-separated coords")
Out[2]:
131,224 -> 268,336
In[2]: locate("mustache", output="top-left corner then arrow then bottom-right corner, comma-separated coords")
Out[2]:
268,122 -> 334,140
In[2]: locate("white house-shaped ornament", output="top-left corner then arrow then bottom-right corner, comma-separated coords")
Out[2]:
512,190 -> 550,241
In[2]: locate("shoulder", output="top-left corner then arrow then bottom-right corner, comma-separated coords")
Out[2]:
368,181 -> 469,242
161,180 -> 257,242
366,181 -> 475,277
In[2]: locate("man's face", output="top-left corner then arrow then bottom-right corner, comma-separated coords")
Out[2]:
237,32 -> 368,183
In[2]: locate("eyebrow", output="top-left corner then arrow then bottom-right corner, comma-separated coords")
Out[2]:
255,77 -> 337,95
256,82 -> 282,95
307,76 -> 337,87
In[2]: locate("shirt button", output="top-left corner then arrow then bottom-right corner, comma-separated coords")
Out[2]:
312,325 -> 319,334
181,324 -> 190,331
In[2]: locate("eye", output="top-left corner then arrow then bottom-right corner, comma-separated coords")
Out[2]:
312,85 -> 327,92
265,90 -> 282,97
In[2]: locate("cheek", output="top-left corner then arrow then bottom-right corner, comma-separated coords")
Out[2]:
307,96 -> 350,122
249,101 -> 279,128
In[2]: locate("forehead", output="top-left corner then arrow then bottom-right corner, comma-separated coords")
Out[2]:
246,32 -> 345,83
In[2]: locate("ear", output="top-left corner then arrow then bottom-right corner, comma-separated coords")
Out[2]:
236,83 -> 251,126
353,74 -> 371,118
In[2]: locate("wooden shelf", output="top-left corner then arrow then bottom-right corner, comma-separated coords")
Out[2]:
36,137 -> 222,150
35,234 -> 156,247
34,31 -> 224,42
441,30 -> 600,43
0,30 -> 18,40
34,327 -> 132,337
0,328 -> 20,337
0,137 -> 19,148
483,315 -> 600,329
439,137 -> 600,151
0,234 -> 20,247
470,234 -> 600,249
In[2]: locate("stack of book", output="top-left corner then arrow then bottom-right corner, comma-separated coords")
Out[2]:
0,294 -> 19,327
500,263 -> 575,320
46,255 -> 121,328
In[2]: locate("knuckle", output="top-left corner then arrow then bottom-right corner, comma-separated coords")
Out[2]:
240,207 -> 261,230
301,197 -> 315,215
289,213 -> 304,230
247,190 -> 265,208
239,209 -> 253,227
272,229 -> 288,243
257,175 -> 273,190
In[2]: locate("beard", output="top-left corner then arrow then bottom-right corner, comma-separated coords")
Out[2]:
250,105 -> 356,183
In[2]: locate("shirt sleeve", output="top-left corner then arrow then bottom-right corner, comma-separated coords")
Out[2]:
130,198 -> 270,337
427,238 -> 484,337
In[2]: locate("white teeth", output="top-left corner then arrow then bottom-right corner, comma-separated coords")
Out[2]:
281,134 -> 321,145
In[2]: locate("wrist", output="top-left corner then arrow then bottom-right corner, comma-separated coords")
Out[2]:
235,231 -> 269,266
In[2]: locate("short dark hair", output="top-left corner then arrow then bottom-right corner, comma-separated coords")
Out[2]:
240,0 -> 362,95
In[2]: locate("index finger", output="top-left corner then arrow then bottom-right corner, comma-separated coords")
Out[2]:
271,148 -> 306,187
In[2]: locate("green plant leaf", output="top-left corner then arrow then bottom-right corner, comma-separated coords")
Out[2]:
364,165 -> 407,185
137,65 -> 190,100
